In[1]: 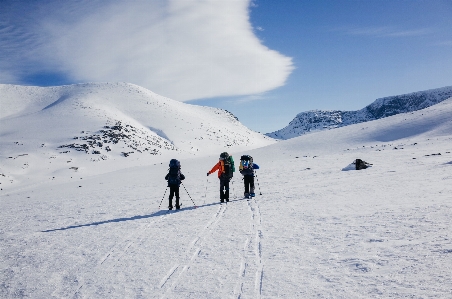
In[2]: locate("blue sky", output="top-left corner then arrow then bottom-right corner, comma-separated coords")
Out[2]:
1,1 -> 452,133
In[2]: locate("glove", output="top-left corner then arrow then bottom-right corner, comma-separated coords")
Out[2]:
207,172 -> 209,176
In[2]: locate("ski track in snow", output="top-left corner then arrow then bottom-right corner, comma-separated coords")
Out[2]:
232,197 -> 264,299
233,236 -> 250,299
65,210 -> 171,299
159,204 -> 227,298
250,198 -> 264,299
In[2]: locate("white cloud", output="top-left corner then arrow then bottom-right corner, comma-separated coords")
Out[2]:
228,93 -> 269,104
0,0 -> 293,101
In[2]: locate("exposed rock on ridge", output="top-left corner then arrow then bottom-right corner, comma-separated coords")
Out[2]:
267,86 -> 452,139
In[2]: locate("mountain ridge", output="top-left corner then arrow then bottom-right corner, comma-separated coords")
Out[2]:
266,85 -> 452,139
0,82 -> 274,189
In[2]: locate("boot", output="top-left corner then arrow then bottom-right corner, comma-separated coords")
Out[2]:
250,186 -> 255,198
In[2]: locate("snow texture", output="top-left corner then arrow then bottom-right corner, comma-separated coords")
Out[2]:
1,83 -> 452,298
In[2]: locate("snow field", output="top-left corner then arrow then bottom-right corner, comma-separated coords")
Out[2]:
253,137 -> 452,298
1,135 -> 452,298
1,84 -> 452,298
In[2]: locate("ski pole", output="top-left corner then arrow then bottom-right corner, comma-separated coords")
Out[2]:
255,171 -> 262,195
181,182 -> 197,208
158,187 -> 168,209
231,179 -> 236,199
204,177 -> 209,204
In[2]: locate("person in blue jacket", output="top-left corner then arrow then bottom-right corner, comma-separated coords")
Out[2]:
239,155 -> 259,199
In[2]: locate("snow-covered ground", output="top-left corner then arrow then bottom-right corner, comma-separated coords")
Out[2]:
1,85 -> 452,298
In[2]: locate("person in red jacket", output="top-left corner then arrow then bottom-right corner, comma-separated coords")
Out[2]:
207,152 -> 235,203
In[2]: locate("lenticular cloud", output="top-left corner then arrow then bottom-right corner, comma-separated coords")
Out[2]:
2,0 -> 294,101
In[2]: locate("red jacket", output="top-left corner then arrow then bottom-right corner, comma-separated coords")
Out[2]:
208,161 -> 225,178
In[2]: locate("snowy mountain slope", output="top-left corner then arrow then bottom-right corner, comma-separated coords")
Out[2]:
267,85 -> 452,139
256,97 -> 452,159
1,90 -> 452,298
0,83 -> 274,190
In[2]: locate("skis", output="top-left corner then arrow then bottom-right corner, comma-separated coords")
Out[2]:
243,193 -> 255,200
168,203 -> 182,211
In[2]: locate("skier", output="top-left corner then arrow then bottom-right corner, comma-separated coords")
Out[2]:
165,159 -> 185,210
239,155 -> 259,199
207,152 -> 235,203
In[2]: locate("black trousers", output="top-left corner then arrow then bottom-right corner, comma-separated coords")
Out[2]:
219,178 -> 230,201
169,185 -> 180,207
243,176 -> 255,194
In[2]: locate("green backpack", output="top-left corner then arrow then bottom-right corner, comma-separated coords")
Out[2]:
220,152 -> 234,178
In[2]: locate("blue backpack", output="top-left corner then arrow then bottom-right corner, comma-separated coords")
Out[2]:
168,159 -> 181,185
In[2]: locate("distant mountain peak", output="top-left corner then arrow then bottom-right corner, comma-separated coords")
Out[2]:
267,86 -> 452,139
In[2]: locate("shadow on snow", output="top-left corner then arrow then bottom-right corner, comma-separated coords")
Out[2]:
41,198 -> 245,233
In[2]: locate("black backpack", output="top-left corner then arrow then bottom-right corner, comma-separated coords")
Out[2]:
220,152 -> 234,178
240,155 -> 253,169
168,159 -> 181,185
